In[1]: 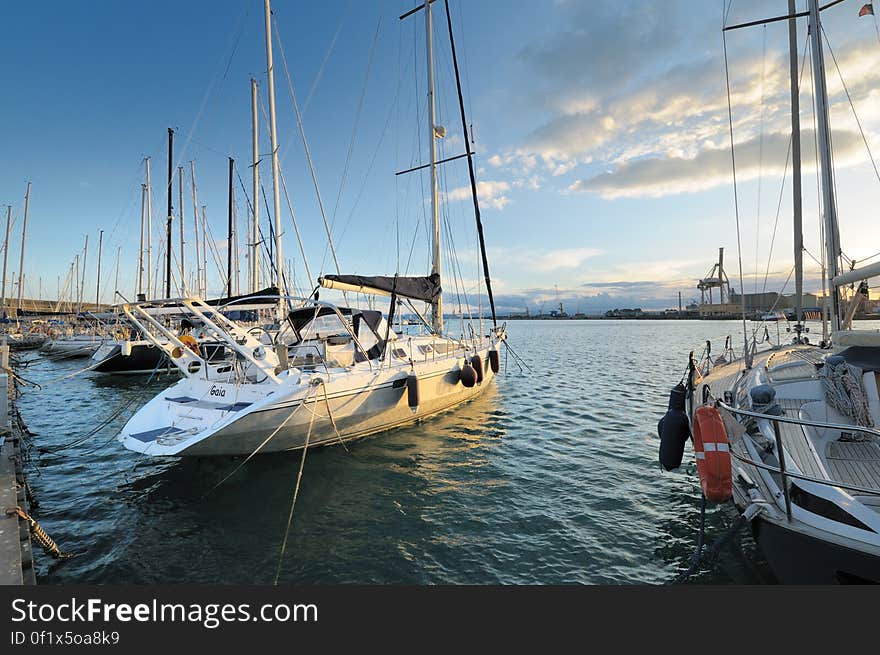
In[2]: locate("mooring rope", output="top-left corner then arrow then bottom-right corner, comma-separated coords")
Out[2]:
274,380 -> 321,586
5,506 -> 77,560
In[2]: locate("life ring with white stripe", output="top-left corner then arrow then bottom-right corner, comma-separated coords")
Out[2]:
692,405 -> 732,502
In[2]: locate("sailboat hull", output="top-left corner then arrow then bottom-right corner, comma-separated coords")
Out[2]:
120,343 -> 501,457
748,514 -> 880,584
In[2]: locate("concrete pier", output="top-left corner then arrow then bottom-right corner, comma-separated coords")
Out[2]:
0,346 -> 36,585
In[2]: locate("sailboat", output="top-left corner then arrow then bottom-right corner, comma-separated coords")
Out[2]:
662,0 -> 880,583
115,0 -> 506,457
3,182 -> 47,351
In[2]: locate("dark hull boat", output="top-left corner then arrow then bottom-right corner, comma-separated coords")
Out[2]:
90,341 -> 174,375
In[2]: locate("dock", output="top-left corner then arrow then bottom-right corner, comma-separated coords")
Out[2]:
0,345 -> 36,585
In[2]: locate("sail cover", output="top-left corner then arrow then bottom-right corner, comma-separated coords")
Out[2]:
319,274 -> 440,304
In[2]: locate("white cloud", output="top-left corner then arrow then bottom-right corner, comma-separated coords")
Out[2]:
446,180 -> 511,210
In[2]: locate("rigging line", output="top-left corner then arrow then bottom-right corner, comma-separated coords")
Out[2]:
444,0 -> 495,327
335,59 -> 404,247
761,32 -> 811,296
178,5 -> 250,172
278,168 -> 314,287
803,245 -> 825,267
722,21 -> 751,366
755,24 -> 767,297
301,0 -> 352,116
272,16 -> 343,283
822,25 -> 880,186
327,16 -> 382,239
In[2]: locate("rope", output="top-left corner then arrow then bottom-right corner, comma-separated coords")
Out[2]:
672,501 -> 753,584
820,359 -> 874,428
6,506 -> 77,560
274,380 -> 320,586
672,494 -> 706,583
206,384 -> 318,495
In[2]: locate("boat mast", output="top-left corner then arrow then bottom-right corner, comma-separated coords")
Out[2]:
16,182 -> 31,323
96,229 -> 103,310
789,0 -> 804,338
189,161 -> 201,297
179,166 -> 186,295
426,0 -> 442,333
1,206 -> 11,321
251,78 -> 260,293
165,127 -> 174,298
202,205 -> 208,298
264,0 -> 285,316
138,182 -> 146,297
228,157 -> 234,300
146,157 -> 153,300
78,235 -> 88,316
807,0 -> 841,333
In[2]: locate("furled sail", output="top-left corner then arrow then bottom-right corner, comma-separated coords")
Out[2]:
319,274 -> 440,303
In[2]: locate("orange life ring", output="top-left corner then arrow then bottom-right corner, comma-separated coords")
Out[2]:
179,334 -> 199,354
692,405 -> 732,502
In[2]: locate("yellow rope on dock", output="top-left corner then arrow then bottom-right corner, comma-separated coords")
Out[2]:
5,505 -> 75,560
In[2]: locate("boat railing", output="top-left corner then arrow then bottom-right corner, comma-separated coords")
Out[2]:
122,294 -> 379,380
716,400 -> 880,520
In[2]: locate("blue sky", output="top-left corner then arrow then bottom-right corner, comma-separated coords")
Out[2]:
2,0 -> 880,314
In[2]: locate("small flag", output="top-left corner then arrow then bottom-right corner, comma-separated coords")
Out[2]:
859,3 -> 874,17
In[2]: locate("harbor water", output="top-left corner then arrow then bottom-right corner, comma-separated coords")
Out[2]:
16,319 -> 863,585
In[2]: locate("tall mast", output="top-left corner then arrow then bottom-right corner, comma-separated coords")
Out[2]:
264,0 -> 285,314
78,234 -> 88,315
96,229 -> 103,310
16,182 -> 31,322
201,205 -> 208,298
228,157 -> 234,300
234,192 -> 241,295
138,183 -> 146,297
444,0 -> 496,328
145,157 -> 153,299
426,0 -> 442,333
179,166 -> 186,295
165,127 -> 174,298
1,206 -> 11,320
251,78 -> 260,293
190,161 -> 202,297
808,0 -> 841,332
789,0 -> 804,337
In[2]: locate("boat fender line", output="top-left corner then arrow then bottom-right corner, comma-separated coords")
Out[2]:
658,383 -> 690,471
692,405 -> 733,502
471,354 -> 484,384
460,360 -> 477,388
488,349 -> 500,374
5,505 -> 78,560
672,500 -> 762,584
407,373 -> 420,412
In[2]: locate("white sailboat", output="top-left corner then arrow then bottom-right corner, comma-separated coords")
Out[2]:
663,0 -> 880,583
115,0 -> 506,457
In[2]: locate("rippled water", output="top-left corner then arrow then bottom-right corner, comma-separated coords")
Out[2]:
15,319 -> 840,584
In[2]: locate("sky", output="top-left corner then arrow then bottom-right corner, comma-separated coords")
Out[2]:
2,0 -> 880,315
